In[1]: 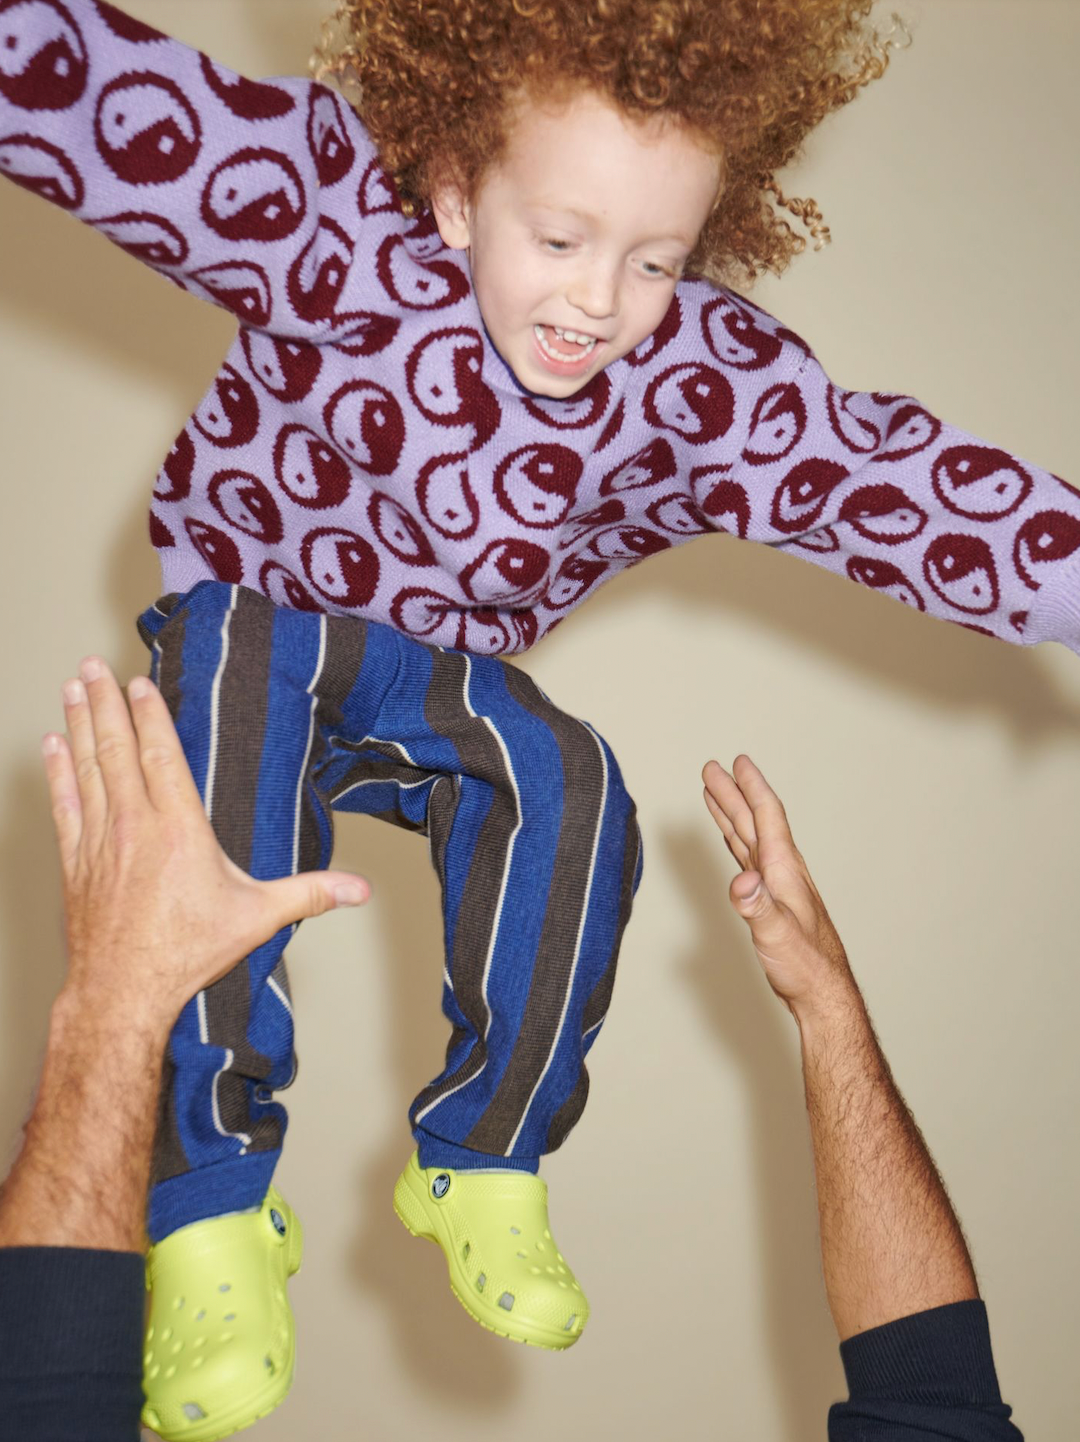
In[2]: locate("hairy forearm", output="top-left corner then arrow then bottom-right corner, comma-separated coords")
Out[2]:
796,985 -> 979,1341
0,987 -> 170,1252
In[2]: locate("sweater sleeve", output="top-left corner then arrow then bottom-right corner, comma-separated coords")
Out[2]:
696,293 -> 1080,655
827,1300 -> 1024,1441
0,1245 -> 145,1441
0,0 -> 380,338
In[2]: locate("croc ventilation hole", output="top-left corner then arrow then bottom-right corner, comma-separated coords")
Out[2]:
265,1356 -> 276,1375
183,1404 -> 207,1422
564,1315 -> 578,1332
476,1273 -> 486,1292
509,1226 -> 521,1235
516,1251 -> 528,1259
218,1283 -> 232,1293
462,1242 -> 470,1261
498,1292 -> 515,1312
173,1296 -> 185,1310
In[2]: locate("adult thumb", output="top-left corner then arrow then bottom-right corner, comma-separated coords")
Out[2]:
260,870 -> 370,932
731,871 -> 771,920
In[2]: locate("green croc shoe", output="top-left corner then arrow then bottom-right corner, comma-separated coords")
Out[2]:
393,1151 -> 588,1349
141,1186 -> 303,1442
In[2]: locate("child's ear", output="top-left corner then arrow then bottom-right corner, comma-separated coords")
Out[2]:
430,177 -> 473,250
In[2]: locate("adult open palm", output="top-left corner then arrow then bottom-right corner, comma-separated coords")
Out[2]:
702,754 -> 853,1017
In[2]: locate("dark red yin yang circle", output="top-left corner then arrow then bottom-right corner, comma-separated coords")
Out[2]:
273,424 -> 352,510
301,526 -> 380,607
770,458 -> 849,533
209,469 -> 284,544
847,556 -> 925,611
931,445 -> 1033,521
922,534 -> 999,615
94,71 -> 201,185
0,0 -> 88,111
493,444 -> 582,528
368,492 -> 436,566
260,560 -> 323,612
201,147 -> 306,242
643,363 -> 735,444
1013,509 -> 1080,590
322,379 -> 405,476
185,518 -> 243,583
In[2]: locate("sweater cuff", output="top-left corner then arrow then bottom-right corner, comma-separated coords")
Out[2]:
839,1300 -> 1003,1406
1024,536 -> 1080,655
0,1246 -> 145,1380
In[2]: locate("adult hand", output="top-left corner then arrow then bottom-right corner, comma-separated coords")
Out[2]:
44,656 -> 370,1032
702,754 -> 853,1021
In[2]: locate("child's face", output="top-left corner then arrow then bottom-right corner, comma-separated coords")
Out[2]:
431,89 -> 722,397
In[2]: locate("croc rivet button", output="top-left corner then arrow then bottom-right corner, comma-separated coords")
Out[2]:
431,1173 -> 451,1200
270,1208 -> 287,1236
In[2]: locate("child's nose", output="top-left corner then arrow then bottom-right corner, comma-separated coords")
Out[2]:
566,263 -> 620,324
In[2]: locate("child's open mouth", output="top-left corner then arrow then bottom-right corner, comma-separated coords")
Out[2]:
533,323 -> 601,372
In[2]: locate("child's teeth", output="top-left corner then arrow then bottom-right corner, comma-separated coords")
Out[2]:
534,324 -> 597,360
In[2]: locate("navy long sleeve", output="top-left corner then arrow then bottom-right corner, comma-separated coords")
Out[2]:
0,1247 -> 145,1441
829,1300 -> 1023,1440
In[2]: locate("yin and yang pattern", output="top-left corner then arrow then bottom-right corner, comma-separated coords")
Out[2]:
3,0 -> 1079,656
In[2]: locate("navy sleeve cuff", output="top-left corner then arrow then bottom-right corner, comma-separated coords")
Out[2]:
840,1300 -> 1002,1406
0,1246 -> 145,1442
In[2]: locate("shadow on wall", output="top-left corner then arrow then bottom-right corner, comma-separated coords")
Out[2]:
665,821 -> 842,1442
0,764 -> 70,1162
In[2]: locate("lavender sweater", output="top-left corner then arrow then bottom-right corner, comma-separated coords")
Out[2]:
3,0 -> 1080,656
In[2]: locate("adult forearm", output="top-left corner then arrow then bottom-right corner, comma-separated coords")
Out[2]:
796,984 -> 979,1341
0,986 -> 170,1252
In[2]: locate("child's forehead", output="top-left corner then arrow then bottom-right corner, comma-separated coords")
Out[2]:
493,91 -> 721,220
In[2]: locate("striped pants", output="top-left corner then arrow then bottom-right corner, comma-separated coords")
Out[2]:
137,582 -> 642,1242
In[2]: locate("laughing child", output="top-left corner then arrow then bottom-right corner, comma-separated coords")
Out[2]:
2,1 -> 1078,1437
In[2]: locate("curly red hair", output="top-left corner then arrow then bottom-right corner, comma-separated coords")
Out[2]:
312,1 -> 905,286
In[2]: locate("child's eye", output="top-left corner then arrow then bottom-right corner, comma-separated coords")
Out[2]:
538,235 -> 573,253
641,260 -> 677,279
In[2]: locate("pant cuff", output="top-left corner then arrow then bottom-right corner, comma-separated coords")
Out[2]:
413,1129 -> 539,1173
148,1150 -> 280,1243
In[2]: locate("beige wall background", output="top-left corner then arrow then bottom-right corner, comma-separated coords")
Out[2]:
1,1 -> 1077,1437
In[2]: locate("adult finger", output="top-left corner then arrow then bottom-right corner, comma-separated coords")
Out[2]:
731,755 -> 795,857
127,675 -> 204,816
703,785 -> 750,868
42,732 -> 82,875
62,676 -> 107,842
703,759 -> 758,855
80,658 -> 146,812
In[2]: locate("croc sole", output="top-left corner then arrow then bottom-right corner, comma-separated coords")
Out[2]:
393,1159 -> 583,1351
142,1365 -> 295,1442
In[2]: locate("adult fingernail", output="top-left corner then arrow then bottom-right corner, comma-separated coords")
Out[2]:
63,679 -> 85,706
128,676 -> 151,700
334,883 -> 367,906
744,882 -> 761,902
80,657 -> 103,681
41,733 -> 61,756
